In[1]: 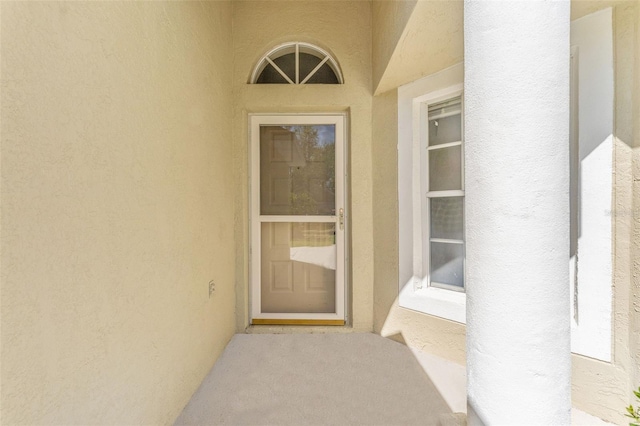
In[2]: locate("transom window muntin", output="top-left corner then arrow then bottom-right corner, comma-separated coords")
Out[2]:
422,95 -> 465,292
250,42 -> 343,85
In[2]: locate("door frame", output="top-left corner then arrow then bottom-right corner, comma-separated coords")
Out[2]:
249,113 -> 348,324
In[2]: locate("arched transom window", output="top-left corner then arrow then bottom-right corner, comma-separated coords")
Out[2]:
250,42 -> 343,85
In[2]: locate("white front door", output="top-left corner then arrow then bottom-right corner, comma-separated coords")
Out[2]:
250,114 -> 346,325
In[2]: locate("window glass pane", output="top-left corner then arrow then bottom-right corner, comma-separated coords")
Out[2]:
305,63 -> 340,84
260,125 -> 336,215
429,145 -> 462,191
430,242 -> 464,288
272,53 -> 296,82
298,52 -> 322,82
261,222 -> 336,313
430,197 -> 464,240
257,63 -> 289,84
429,113 -> 461,146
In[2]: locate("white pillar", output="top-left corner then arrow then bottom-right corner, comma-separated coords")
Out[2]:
464,1 -> 571,424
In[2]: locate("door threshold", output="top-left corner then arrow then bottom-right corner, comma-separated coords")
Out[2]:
251,319 -> 345,326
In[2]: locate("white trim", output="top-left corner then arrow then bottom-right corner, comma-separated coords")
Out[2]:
249,114 -> 347,322
398,63 -> 466,324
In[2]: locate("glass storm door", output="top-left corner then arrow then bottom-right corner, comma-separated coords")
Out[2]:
250,115 -> 345,325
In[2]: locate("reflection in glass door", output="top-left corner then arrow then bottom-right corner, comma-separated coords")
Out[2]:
250,115 -> 345,324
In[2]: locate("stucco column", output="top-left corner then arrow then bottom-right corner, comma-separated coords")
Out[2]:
464,0 -> 571,424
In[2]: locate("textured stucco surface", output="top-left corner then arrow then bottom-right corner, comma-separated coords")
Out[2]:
0,2 -> 236,423
464,1 -> 571,422
372,0 -> 417,95
232,1 -> 373,331
374,0 -> 463,95
371,90 -> 400,335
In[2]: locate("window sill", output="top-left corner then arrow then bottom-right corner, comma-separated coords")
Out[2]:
399,277 -> 466,324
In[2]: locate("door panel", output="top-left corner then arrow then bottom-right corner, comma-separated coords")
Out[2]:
251,115 -> 345,323
260,222 -> 336,313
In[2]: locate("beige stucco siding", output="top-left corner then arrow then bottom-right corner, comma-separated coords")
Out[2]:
0,2 -> 236,423
372,0 -> 418,94
373,0 -> 463,95
232,1 -> 374,331
371,90 -> 400,336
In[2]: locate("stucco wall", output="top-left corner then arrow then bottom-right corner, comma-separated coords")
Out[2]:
372,0 -> 417,94
232,1 -> 373,331
371,91 -> 399,336
373,0 -> 463,95
0,2 -> 236,424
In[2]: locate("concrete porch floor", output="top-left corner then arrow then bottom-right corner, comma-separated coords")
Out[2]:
175,333 -> 614,426
174,333 -> 452,425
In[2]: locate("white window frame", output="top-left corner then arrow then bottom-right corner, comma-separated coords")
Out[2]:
398,63 -> 466,324
249,42 -> 344,85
